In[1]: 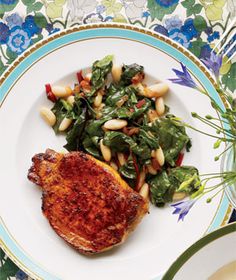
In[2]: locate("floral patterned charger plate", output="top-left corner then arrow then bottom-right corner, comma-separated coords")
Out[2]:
0,24 -> 231,280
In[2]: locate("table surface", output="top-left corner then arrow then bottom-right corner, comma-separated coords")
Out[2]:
0,0 -> 236,279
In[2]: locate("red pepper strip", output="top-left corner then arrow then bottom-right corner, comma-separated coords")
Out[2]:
176,153 -> 184,166
131,151 -> 140,191
76,70 -> 83,83
129,108 -> 134,112
136,99 -> 146,109
45,84 -> 57,103
80,80 -> 91,92
131,73 -> 145,84
151,158 -> 161,171
45,83 -> 52,93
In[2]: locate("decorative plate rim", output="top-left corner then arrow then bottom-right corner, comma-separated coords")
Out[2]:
0,23 -> 230,280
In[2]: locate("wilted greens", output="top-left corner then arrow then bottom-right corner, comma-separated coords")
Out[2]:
46,55 -> 200,206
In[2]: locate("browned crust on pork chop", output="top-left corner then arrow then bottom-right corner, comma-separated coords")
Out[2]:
28,149 -> 148,254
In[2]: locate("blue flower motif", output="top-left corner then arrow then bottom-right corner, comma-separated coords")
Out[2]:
201,52 -> 223,79
154,24 -> 169,36
171,199 -> 196,221
142,11 -> 150,18
96,4 -> 106,14
155,0 -> 179,7
104,16 -> 113,22
199,44 -> 212,60
181,18 -> 198,40
169,62 -> 197,88
6,13 -> 23,28
0,0 -> 16,4
165,15 -> 182,31
15,269 -> 28,280
207,31 -> 220,43
46,24 -> 60,35
169,28 -> 190,48
205,26 -> 213,36
0,22 -> 10,44
22,15 -> 42,37
7,26 -> 31,54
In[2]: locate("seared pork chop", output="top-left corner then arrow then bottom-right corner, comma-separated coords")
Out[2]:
28,149 -> 148,254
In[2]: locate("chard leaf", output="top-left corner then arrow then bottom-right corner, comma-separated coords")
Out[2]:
169,166 -> 200,194
153,118 -> 191,166
148,171 -> 174,207
85,116 -> 110,137
64,106 -> 87,151
51,100 -> 67,134
119,157 -> 137,180
90,55 -> 113,95
120,63 -> 144,86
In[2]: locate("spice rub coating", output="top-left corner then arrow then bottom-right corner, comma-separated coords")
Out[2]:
28,149 -> 148,254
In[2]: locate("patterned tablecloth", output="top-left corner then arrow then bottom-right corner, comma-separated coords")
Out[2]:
0,0 -> 236,279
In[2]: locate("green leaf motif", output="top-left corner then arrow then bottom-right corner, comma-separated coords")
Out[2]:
0,258 -> 19,279
32,34 -> 44,44
33,2 -> 43,11
0,1 -> 19,14
46,2 -> 63,19
222,63 -> 236,93
147,0 -> 178,21
22,0 -> 35,5
187,3 -> 203,16
27,2 -> 43,13
6,48 -> 18,65
193,4 -> 203,14
189,39 -> 205,57
205,4 -> 223,21
181,0 -> 195,9
34,12 -> 48,28
0,57 -> 7,76
193,15 -> 207,32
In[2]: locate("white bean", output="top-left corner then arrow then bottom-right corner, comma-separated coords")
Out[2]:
59,117 -> 72,132
51,85 -> 73,98
104,119 -> 127,130
110,161 -> 118,171
40,107 -> 56,126
137,170 -> 146,191
147,164 -> 157,175
67,95 -> 75,106
100,139 -> 111,162
139,183 -> 149,200
133,83 -> 145,95
155,147 -> 165,166
112,65 -> 122,83
172,192 -> 186,201
151,150 -> 156,158
145,83 -> 169,98
94,91 -> 103,108
147,109 -> 159,122
117,152 -> 126,166
155,97 -> 165,116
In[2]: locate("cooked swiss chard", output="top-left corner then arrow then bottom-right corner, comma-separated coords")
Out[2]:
41,55 -> 200,207
148,166 -> 199,206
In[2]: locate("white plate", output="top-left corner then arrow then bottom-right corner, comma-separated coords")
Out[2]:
163,222 -> 236,280
0,24 -> 231,280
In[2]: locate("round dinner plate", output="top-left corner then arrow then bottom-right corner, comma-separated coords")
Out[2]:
0,24 -> 232,280
163,222 -> 236,280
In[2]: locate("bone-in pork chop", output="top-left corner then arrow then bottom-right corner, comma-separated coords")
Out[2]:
28,149 -> 148,254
